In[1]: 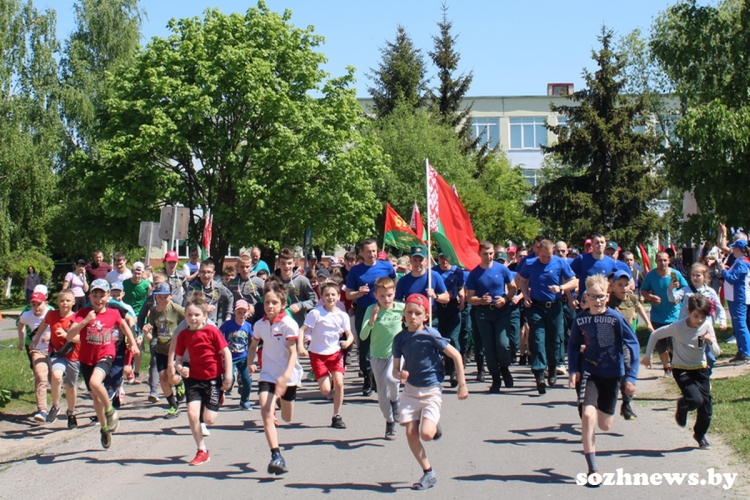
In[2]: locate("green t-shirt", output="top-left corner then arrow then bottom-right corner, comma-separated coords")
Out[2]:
149,302 -> 185,355
359,301 -> 405,359
123,279 -> 150,316
608,292 -> 639,324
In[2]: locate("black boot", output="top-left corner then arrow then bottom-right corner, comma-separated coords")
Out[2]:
519,354 -> 528,366
476,358 -> 485,382
547,366 -> 557,387
500,366 -> 514,388
534,370 -> 546,395
489,374 -> 501,393
362,372 -> 373,397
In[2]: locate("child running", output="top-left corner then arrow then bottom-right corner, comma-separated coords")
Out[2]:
219,300 -> 254,410
359,276 -> 405,440
247,280 -> 303,475
68,279 -> 140,449
31,289 -> 80,427
18,290 -> 52,422
392,294 -> 468,490
174,294 -> 233,466
299,282 -> 354,429
641,294 -> 720,449
568,275 -> 639,487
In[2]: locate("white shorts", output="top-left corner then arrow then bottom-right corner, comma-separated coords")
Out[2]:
400,383 -> 442,425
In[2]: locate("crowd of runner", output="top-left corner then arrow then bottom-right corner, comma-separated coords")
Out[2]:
14,223 -> 748,489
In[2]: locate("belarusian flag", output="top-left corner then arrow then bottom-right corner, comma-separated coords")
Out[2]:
201,210 -> 213,260
383,203 -> 424,252
409,202 -> 427,243
427,162 -> 481,270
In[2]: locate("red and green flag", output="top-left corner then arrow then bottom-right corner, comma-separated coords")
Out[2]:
201,209 -> 213,260
383,203 -> 423,252
427,162 -> 481,270
409,202 -> 427,243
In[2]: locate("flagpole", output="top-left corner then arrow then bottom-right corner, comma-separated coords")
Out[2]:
382,203 -> 387,252
425,158 -> 433,326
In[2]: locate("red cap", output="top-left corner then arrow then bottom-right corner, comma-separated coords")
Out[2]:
405,293 -> 429,310
508,246 -> 517,253
30,292 -> 46,303
377,251 -> 388,260
164,250 -> 179,262
584,239 -> 592,244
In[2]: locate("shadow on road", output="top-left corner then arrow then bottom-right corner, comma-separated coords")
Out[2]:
284,436 -> 385,451
284,481 -> 410,493
454,467 -> 574,484
573,446 -> 695,458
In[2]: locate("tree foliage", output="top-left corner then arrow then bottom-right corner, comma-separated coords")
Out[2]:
529,28 -> 663,248
368,25 -> 427,118
97,2 -> 386,268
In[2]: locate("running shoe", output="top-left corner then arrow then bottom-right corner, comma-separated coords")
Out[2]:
675,404 -> 687,428
33,411 -> 47,423
67,412 -> 78,429
726,335 -> 737,344
126,373 -> 135,384
100,428 -> 112,449
585,470 -> 601,488
175,382 -> 186,402
331,415 -> 347,429
118,387 -> 126,407
391,400 -> 400,423
412,471 -> 437,490
268,455 -> 288,475
240,401 -> 252,411
694,434 -> 711,449
385,421 -> 396,440
433,422 -> 443,441
148,392 -> 160,403
105,408 -> 120,433
201,423 -> 210,436
189,449 -> 210,466
46,405 -> 60,423
729,353 -> 750,364
556,366 -> 567,375
165,406 -> 180,419
620,402 -> 637,420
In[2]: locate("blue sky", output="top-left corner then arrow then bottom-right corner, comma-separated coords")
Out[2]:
46,0 -> 681,97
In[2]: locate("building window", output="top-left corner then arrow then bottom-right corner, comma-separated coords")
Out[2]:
521,168 -> 541,188
510,117 -> 548,150
471,118 -> 500,149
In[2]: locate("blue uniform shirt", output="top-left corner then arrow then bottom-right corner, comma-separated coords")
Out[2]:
346,261 -> 397,309
432,265 -> 464,299
466,263 -> 513,298
570,253 -> 619,297
519,255 -> 575,302
392,326 -> 450,387
395,271 -> 447,311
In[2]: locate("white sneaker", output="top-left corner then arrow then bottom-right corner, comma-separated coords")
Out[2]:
727,335 -> 737,344
201,423 -> 210,437
556,366 -> 567,375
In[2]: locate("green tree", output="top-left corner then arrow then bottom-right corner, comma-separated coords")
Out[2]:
46,0 -> 144,258
97,2 -> 386,269
650,0 -> 750,239
529,28 -> 663,248
427,3 -> 488,167
0,0 -> 61,258
368,25 -> 427,118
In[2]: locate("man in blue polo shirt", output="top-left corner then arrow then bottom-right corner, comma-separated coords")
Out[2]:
517,240 -> 578,394
395,246 -> 449,306
570,234 -> 619,308
432,250 -> 464,387
346,237 -> 397,396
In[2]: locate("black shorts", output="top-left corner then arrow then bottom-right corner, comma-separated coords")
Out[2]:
258,381 -> 297,402
185,378 -> 223,412
578,372 -> 619,416
154,352 -> 170,373
80,358 -> 114,391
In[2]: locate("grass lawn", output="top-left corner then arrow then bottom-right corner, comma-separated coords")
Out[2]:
711,374 -> 750,462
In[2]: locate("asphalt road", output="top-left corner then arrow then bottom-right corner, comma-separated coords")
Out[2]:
0,353 -> 746,499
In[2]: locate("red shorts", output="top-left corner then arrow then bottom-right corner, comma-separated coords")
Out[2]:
309,350 -> 345,380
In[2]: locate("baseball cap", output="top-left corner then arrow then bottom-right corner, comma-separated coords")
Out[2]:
329,257 -> 343,268
495,252 -> 508,262
91,279 -> 110,292
132,261 -> 145,272
605,241 -> 618,251
507,246 -> 517,253
397,256 -> 409,269
405,293 -> 429,310
410,245 -> 428,258
730,239 -> 748,249
152,282 -> 172,295
110,281 -> 124,291
235,299 -> 249,311
30,292 -> 46,303
569,248 -> 580,257
608,269 -> 632,282
164,250 -> 179,262
377,251 -> 388,261
584,238 -> 592,245
33,284 -> 48,296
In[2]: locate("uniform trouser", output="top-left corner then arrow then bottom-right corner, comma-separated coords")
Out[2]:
527,301 -> 563,374
729,300 -> 750,356
509,305 -> 521,359
354,305 -> 371,376
458,304 -> 472,355
470,306 -> 484,370
673,367 -> 712,439
370,357 -> 400,421
474,305 -> 513,376
561,301 -> 576,365
437,303 -> 461,377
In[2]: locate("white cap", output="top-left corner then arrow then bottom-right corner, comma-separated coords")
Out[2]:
132,261 -> 145,272
33,284 -> 48,296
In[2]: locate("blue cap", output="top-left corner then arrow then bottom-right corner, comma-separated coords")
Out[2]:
152,282 -> 172,295
110,281 -> 124,291
730,239 -> 748,250
90,279 -> 110,292
608,269 -> 632,282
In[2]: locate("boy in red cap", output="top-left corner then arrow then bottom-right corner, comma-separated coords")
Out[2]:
392,293 -> 468,490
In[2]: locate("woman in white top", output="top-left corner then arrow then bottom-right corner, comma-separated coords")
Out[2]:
63,259 -> 89,311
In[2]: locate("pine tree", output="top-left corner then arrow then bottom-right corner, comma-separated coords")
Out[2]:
368,25 -> 427,117
529,27 -> 663,248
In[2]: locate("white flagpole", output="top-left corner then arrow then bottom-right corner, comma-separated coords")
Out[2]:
426,158 -> 433,326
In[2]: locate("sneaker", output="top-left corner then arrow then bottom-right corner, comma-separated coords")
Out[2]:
385,421 -> 397,440
67,412 -> 78,429
726,335 -> 737,344
620,401 -> 637,420
118,387 -> 126,407
331,415 -> 347,429
33,411 -> 47,423
433,422 -> 443,441
105,409 -> 120,433
201,423 -> 210,437
126,373 -> 135,384
675,404 -> 687,428
362,377 -> 373,397
175,382 -> 186,403
132,374 -> 141,385
307,371 -> 316,382
240,401 -> 252,411
585,470 -> 601,488
165,406 -> 180,419
47,405 -> 60,423
390,400 -> 400,423
694,434 -> 711,449
556,366 -> 567,375
662,369 -> 673,378
729,353 -> 750,364
412,471 -> 437,490
100,428 -> 112,449
148,392 -> 160,403
547,372 -> 557,387
268,455 -> 288,475
449,375 -> 458,388
189,449 -> 210,466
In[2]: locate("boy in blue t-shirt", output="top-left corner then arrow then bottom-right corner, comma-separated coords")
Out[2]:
392,294 -> 468,491
219,300 -> 254,410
